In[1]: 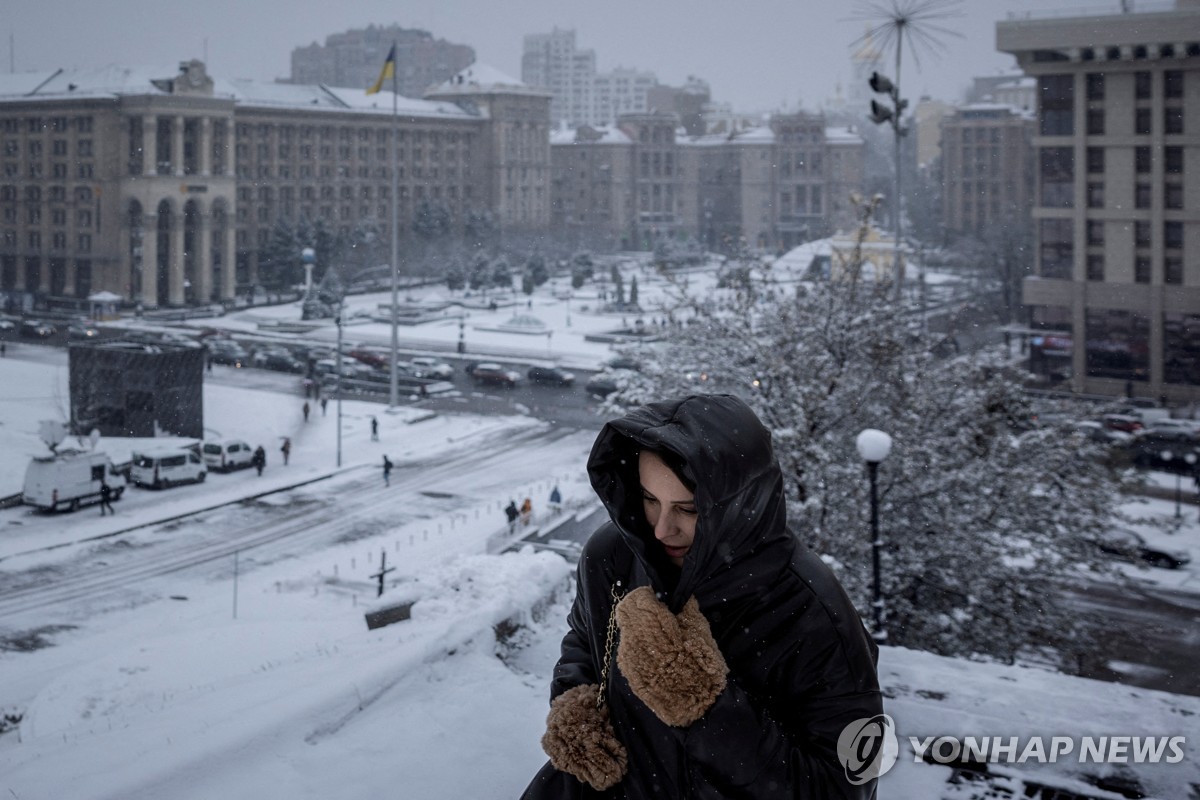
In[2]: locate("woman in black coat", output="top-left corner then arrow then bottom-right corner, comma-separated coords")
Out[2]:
522,394 -> 883,799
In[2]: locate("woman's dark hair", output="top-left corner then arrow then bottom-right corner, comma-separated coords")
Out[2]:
641,446 -> 695,492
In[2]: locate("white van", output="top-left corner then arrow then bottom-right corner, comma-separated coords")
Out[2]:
22,449 -> 126,512
130,447 -> 207,489
201,439 -> 254,472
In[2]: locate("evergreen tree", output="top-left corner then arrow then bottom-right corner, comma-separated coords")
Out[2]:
611,264 -> 625,305
521,271 -> 535,296
491,259 -> 512,290
629,275 -> 639,306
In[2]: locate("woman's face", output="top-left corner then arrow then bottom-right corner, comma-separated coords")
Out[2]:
638,450 -> 697,567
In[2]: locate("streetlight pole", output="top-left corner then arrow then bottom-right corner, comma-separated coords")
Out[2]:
856,428 -> 893,644
335,305 -> 344,468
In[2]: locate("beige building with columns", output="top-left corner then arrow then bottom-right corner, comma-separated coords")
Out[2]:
0,59 -> 549,309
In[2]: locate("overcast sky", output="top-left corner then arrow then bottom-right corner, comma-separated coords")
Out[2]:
9,0 -> 1121,111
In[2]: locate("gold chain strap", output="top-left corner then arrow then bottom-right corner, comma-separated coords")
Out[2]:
597,580 -> 625,709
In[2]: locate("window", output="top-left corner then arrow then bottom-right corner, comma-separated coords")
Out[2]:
77,209 -> 91,227
1136,108 -> 1152,135
77,233 -> 91,252
1086,109 -> 1105,135
1087,220 -> 1104,246
51,209 -> 65,226
1165,256 -> 1182,285
1165,146 -> 1183,175
1135,71 -> 1152,100
1135,221 -> 1151,247
1164,70 -> 1183,99
1086,73 -> 1105,100
1165,221 -> 1183,249
1039,218 -> 1073,279
1135,146 -> 1151,174
1087,254 -> 1104,282
1086,147 -> 1104,174
1135,256 -> 1151,284
77,140 -> 92,157
1164,107 -> 1183,135
1039,75 -> 1074,135
1040,147 -> 1073,208
1136,183 -> 1151,209
52,140 -> 67,156
1166,183 -> 1184,210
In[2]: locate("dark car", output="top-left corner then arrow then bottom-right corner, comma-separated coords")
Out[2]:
585,374 -> 620,397
1124,430 -> 1200,472
67,322 -> 99,340
252,349 -> 305,373
606,355 -> 642,372
472,362 -> 522,388
208,341 -> 249,368
527,365 -> 576,386
20,319 -> 56,338
1094,528 -> 1192,570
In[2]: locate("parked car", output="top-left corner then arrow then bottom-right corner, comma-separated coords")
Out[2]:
1125,430 -> 1200,471
67,322 -> 99,340
253,349 -> 305,373
527,365 -> 576,386
348,348 -> 388,369
0,317 -> 17,332
1101,414 -> 1144,434
207,340 -> 249,368
1072,420 -> 1132,446
471,362 -> 522,388
585,374 -> 620,398
20,319 -> 56,338
1094,528 -> 1192,569
130,448 -> 207,489
409,356 -> 455,379
605,355 -> 642,372
201,439 -> 255,472
22,449 -> 126,512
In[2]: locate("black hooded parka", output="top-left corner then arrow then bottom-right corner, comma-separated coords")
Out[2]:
523,395 -> 882,799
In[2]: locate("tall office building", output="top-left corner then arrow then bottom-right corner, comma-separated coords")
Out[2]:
521,28 -> 597,128
998,0 -> 1200,401
289,25 -> 475,99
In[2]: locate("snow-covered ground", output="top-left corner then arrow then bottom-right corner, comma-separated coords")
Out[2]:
2,258 -> 1199,798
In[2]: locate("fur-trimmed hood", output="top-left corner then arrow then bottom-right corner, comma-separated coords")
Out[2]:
587,394 -> 792,613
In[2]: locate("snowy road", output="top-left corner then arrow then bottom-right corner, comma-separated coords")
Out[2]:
0,424 -> 591,629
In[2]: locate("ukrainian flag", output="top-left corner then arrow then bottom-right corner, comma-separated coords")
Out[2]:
366,44 -> 396,95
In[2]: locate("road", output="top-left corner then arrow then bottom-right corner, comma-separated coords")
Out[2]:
0,424 -> 592,631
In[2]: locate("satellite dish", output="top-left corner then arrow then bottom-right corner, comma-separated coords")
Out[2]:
38,420 -> 68,452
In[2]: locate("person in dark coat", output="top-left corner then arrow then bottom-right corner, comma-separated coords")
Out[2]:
280,437 -> 291,465
371,416 -> 379,441
252,445 -> 266,476
382,455 -> 392,487
99,481 -> 115,516
522,394 -> 883,799
504,499 -> 520,533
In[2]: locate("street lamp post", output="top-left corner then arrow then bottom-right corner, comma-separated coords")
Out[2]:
335,306 -> 344,468
1185,454 -> 1197,520
856,428 -> 893,643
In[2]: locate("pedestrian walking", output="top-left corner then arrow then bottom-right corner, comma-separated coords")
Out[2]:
371,416 -> 379,441
303,401 -> 310,422
2,341 -> 8,357
280,437 -> 291,466
99,480 -> 115,516
520,497 -> 533,526
252,445 -> 266,476
383,455 -> 393,487
320,397 -> 328,416
504,499 -> 519,534
549,485 -> 562,513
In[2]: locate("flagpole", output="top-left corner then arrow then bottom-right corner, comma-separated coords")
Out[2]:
388,40 -> 400,410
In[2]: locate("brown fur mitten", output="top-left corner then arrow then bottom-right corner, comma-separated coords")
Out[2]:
615,586 -> 728,727
541,683 -> 628,791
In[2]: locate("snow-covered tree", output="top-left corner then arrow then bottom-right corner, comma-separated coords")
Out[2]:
604,199 -> 1136,669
